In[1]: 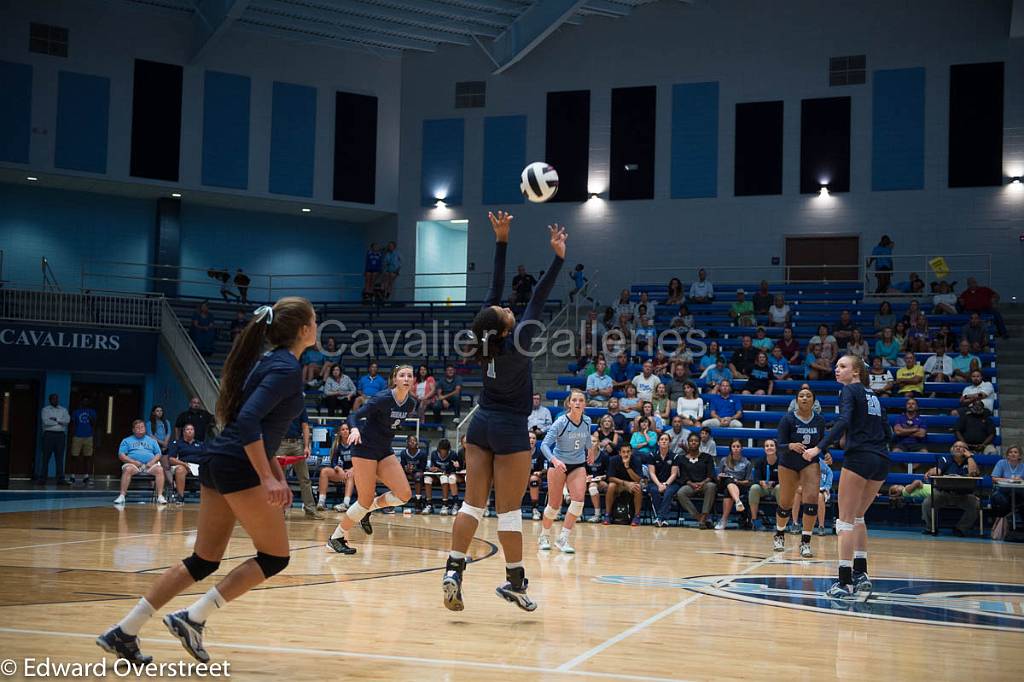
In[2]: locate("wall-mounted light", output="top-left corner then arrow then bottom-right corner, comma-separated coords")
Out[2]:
301,207 -> 311,213
450,219 -> 468,224
819,183 -> 830,196
171,192 -> 182,198
588,192 -> 603,201
434,199 -> 447,208
26,176 -> 38,182
1011,176 -> 1023,185
623,163 -> 639,172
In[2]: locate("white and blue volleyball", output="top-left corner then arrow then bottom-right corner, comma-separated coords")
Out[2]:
520,162 -> 559,203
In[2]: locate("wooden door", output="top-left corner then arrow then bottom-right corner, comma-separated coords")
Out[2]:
70,383 -> 143,477
0,379 -> 40,476
785,236 -> 860,282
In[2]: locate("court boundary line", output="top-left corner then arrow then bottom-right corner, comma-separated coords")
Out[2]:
0,626 -> 690,682
0,528 -> 199,552
555,554 -> 777,672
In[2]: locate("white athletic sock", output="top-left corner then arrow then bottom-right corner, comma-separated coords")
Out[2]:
331,524 -> 346,540
853,550 -> 867,559
344,496 -> 351,505
558,527 -> 571,540
117,597 -> 155,636
318,495 -> 326,506
449,551 -> 467,560
838,559 -> 853,568
506,561 -> 524,570
187,587 -> 226,625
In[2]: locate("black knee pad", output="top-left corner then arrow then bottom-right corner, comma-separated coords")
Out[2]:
529,477 -> 539,487
801,503 -> 818,517
254,551 -> 290,578
182,553 -> 220,581
776,507 -> 791,519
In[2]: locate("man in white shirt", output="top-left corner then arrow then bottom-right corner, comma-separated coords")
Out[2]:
38,393 -> 71,486
959,369 -> 996,413
923,342 -> 953,382
586,358 -> 614,406
527,393 -> 553,436
631,360 -> 662,401
688,268 -> 714,303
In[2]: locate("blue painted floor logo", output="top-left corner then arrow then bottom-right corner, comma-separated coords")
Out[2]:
596,574 -> 1024,631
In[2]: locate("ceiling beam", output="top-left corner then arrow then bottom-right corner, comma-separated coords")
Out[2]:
235,17 -> 402,56
484,0 -> 586,74
247,3 -> 440,50
190,0 -> 253,63
579,0 -> 631,17
370,0 -> 516,29
298,0 -> 506,38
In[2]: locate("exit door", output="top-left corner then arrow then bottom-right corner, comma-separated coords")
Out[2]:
69,383 -> 143,477
785,236 -> 860,282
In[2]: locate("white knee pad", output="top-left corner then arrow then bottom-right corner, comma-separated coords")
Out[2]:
835,519 -> 854,534
423,475 -> 435,485
345,500 -> 368,523
588,483 -> 599,496
383,491 -> 405,507
497,510 -> 523,533
458,502 -> 485,520
854,516 -> 865,526
567,500 -> 585,518
544,505 -> 560,520
439,474 -> 451,485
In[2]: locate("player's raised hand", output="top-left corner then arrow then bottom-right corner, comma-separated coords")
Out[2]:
548,224 -> 567,259
488,211 -> 513,242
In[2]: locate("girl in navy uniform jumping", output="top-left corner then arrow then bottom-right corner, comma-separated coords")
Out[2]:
773,387 -> 828,558
805,354 -> 893,599
539,390 -> 596,553
443,210 -> 566,612
317,423 -> 355,512
98,298 -> 316,664
326,365 -> 417,555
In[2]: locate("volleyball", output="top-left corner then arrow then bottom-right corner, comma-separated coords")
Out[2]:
520,162 -> 559,203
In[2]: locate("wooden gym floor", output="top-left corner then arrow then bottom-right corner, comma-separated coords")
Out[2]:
0,501 -> 1021,681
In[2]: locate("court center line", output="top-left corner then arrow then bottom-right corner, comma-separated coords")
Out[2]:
556,553 -> 778,672
0,626 -> 687,682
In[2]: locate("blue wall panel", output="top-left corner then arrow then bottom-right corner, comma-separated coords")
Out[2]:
482,115 -> 526,205
670,82 -> 719,199
55,71 -> 110,173
0,61 -> 32,163
269,81 -> 316,197
872,67 -> 925,191
421,119 -> 464,206
202,71 -> 251,190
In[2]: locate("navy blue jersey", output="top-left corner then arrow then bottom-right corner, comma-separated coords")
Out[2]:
202,348 -> 304,464
777,411 -> 827,449
168,439 -> 204,462
348,389 -> 417,456
330,442 -> 353,469
531,445 -> 547,473
477,241 -> 564,415
400,447 -> 428,472
427,450 -> 459,474
587,449 -> 609,477
819,383 -> 892,456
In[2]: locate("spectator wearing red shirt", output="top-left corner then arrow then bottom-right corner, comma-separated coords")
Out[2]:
958,277 -> 1007,338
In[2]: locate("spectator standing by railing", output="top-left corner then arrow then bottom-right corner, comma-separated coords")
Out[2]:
37,393 -> 70,486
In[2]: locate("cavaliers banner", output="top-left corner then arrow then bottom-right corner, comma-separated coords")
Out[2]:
0,322 -> 158,373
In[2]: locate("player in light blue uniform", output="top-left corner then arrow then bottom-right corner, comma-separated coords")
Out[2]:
538,389 -> 595,554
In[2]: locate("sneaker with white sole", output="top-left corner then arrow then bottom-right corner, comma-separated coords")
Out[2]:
422,505 -> 433,515
531,509 -> 541,521
333,502 -> 349,513
715,520 -> 727,530
96,626 -> 152,664
537,534 -> 551,551
495,578 -> 537,612
162,610 -> 210,663
735,501 -> 745,513
113,495 -> 126,505
800,542 -> 814,558
439,505 -> 449,516
825,581 -> 856,601
156,495 -> 168,505
773,533 -> 785,552
555,535 -> 575,554
852,571 -> 873,594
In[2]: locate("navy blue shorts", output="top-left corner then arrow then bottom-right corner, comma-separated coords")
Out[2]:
842,450 -> 890,482
466,409 -> 530,456
351,447 -> 398,462
198,455 -> 262,495
780,451 -> 818,473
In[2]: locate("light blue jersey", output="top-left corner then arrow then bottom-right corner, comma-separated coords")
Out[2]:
541,413 -> 592,465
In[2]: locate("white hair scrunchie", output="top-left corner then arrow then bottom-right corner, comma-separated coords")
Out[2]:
254,305 -> 274,325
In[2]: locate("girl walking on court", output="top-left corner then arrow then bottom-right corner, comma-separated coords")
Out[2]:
97,298 -> 316,664
773,387 -> 828,558
441,210 -> 566,612
538,389 -> 596,554
326,365 -> 417,555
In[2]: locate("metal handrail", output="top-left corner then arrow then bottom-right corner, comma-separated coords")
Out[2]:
159,298 -> 220,413
41,257 -> 61,292
862,253 -> 992,298
0,288 -> 162,329
634,263 -> 863,287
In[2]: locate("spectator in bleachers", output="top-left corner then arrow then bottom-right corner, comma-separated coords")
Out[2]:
891,397 -> 927,452
605,443 -> 645,527
787,383 -> 823,414
934,323 -> 957,352
629,416 -> 659,459
318,423 -> 354,512
528,432 -> 546,520
752,281 -> 772,322
606,397 -> 630,437
958,277 -> 1008,338
874,301 -> 897,335
810,324 -> 839,366
699,356 -> 732,393
638,400 -> 665,432
700,340 -> 723,371
846,328 -> 870,362
595,415 -> 620,453
380,241 -> 401,300
670,304 -> 694,334
353,360 -> 386,412
665,277 -> 685,306
867,235 -> 894,293
233,268 -> 250,303
585,357 -> 613,406
951,339 -> 981,382
189,301 -> 216,356
922,442 -> 981,535
423,438 -> 461,516
768,345 -> 791,380
874,327 -> 902,367
649,433 -> 680,526
229,309 -> 247,344
174,397 -> 213,442
959,369 -> 996,414
610,352 -> 633,392
955,401 -> 998,454
932,281 -> 958,315
699,426 -> 717,457
666,362 -> 691,402
675,382 -> 704,428
671,345 -> 694,371
674,432 -> 716,528
414,364 -> 438,422
166,423 -> 201,505
923,342 -> 953,383
652,349 -> 671,377
868,356 -> 895,397
362,242 -> 382,300
768,294 -> 791,327
322,365 -> 356,417
715,439 -> 754,529
635,312 -> 656,352
573,345 -> 598,376
748,438 -> 778,531
728,336 -> 757,379
319,337 -> 340,382
896,352 -> 925,398
752,326 -> 774,354
147,405 -> 171,463
635,291 -> 656,322
730,289 -> 756,327
611,312 -> 634,351
432,364 -> 464,423
904,301 -> 931,353
703,380 -> 743,428
631,360 -> 661,401
664,415 -> 690,455
805,343 -> 834,380
688,268 -> 714,303
113,419 -> 166,506
301,344 -> 324,387
581,309 -> 606,349
742,351 -> 774,396
614,289 -> 635,323
962,312 -> 990,353
653,383 -> 672,422
620,385 -> 642,419
396,435 -> 426,511
834,310 -> 857,349
528,392 -> 554,436
511,265 -> 537,309
777,327 -> 800,364
586,431 -> 610,523
990,445 -> 1023,520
